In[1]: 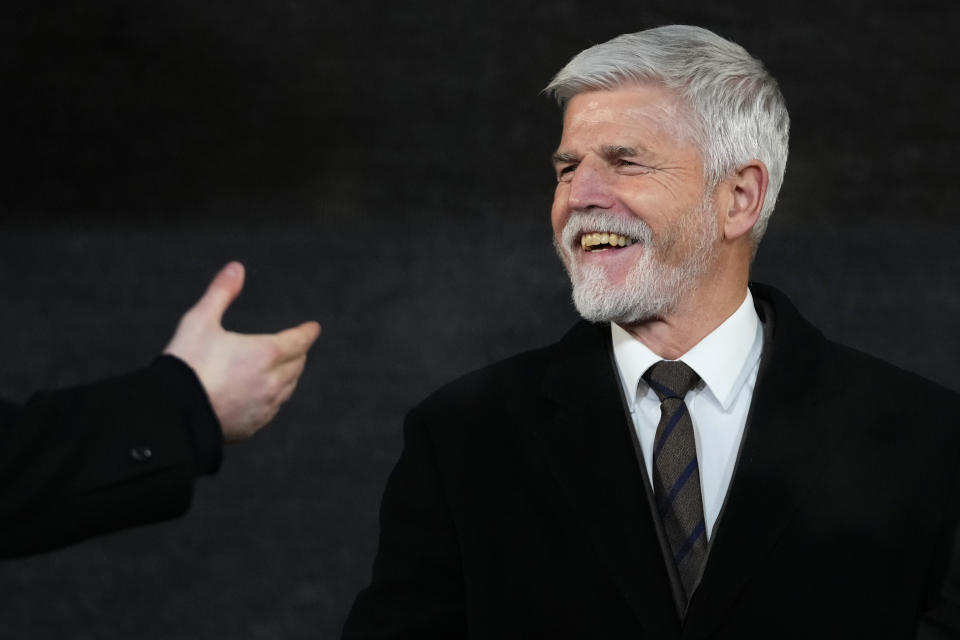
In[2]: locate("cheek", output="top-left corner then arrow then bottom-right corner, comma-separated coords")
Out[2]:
550,186 -> 568,239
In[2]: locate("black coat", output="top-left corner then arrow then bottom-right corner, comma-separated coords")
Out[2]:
344,284 -> 960,639
0,356 -> 220,557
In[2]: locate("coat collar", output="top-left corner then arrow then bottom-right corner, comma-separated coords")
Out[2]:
538,320 -> 684,637
682,283 -> 846,638
535,284 -> 845,637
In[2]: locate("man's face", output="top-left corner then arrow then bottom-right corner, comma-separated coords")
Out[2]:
551,84 -> 721,324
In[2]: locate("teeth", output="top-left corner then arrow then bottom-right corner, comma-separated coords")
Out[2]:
580,232 -> 636,251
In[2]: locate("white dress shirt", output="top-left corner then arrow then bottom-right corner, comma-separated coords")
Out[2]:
611,290 -> 763,540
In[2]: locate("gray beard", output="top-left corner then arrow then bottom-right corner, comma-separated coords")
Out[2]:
555,200 -> 717,324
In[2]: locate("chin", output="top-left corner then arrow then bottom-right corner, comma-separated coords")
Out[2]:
568,264 -> 678,325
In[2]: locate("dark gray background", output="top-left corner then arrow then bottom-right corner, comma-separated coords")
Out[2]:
1,1 -> 958,638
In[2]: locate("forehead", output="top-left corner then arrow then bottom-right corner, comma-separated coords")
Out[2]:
559,84 -> 693,152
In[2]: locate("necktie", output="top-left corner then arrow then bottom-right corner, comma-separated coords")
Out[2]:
644,360 -> 707,603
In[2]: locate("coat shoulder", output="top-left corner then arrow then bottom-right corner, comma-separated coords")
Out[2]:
409,321 -> 606,425
829,339 -> 960,410
414,341 -> 556,416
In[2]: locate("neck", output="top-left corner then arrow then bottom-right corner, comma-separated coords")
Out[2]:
618,268 -> 749,360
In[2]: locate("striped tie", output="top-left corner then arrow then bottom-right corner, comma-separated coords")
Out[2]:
644,360 -> 706,603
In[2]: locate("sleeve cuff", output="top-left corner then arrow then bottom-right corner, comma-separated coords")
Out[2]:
150,355 -> 223,475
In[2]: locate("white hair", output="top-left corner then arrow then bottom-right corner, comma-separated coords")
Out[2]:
545,25 -> 790,246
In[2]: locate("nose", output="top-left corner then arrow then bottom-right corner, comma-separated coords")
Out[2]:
566,159 -> 615,211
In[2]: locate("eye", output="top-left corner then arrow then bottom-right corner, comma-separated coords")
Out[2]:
616,159 -> 651,174
556,164 -> 577,183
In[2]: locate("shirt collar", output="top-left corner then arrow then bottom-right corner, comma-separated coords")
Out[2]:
611,289 -> 762,411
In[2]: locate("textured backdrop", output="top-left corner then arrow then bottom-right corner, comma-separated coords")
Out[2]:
1,1 -> 958,638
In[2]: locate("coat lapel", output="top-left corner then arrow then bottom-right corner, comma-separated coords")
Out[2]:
682,284 -> 848,639
536,321 -> 682,638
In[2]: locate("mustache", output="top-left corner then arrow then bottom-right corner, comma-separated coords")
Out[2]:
560,210 -> 653,251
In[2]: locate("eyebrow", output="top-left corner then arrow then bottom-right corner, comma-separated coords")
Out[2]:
551,151 -> 578,166
551,144 -> 654,166
600,144 -> 651,160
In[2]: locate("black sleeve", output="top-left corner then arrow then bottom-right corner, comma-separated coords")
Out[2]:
916,525 -> 960,638
342,407 -> 466,639
0,356 -> 222,558
916,464 -> 960,639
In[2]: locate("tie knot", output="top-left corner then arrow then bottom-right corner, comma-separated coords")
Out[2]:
644,360 -> 700,401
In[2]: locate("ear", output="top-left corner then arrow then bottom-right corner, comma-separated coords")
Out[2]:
722,160 -> 768,242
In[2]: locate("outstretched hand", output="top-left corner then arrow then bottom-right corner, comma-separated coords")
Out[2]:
163,262 -> 321,441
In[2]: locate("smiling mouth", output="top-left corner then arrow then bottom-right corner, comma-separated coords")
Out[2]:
580,232 -> 637,252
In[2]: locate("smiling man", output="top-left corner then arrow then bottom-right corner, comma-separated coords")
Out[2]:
343,26 -> 960,638
551,83 -> 751,346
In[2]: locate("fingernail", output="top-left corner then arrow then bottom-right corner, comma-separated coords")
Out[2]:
224,263 -> 241,277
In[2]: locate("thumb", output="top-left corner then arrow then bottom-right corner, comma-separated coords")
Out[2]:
192,261 -> 245,326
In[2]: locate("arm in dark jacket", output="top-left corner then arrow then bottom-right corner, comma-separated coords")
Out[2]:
0,355 -> 221,558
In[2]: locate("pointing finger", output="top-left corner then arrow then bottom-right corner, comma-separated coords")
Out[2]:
273,321 -> 322,359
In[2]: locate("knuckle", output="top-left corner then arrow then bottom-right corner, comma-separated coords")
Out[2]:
262,372 -> 286,402
263,341 -> 283,365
